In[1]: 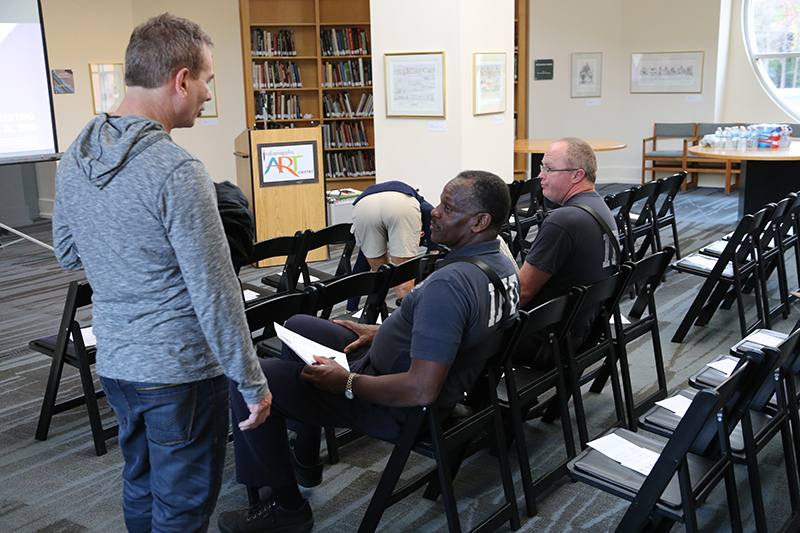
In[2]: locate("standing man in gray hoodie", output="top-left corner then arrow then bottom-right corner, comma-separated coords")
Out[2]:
52,13 -> 271,532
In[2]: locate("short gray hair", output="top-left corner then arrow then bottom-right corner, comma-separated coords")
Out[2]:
125,13 -> 213,88
558,137 -> 597,183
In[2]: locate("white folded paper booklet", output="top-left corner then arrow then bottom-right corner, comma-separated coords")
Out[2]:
274,322 -> 350,370
706,357 -> 738,377
744,330 -> 785,348
243,289 -> 261,302
587,433 -> 659,476
655,394 -> 693,418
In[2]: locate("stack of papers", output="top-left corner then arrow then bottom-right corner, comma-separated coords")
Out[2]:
69,326 -> 97,347
655,395 -> 693,418
744,330 -> 785,348
587,433 -> 660,476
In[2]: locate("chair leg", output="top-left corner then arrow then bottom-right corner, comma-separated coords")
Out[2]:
35,349 -> 67,442
672,275 -> 719,343
324,425 -> 340,465
74,333 -> 109,456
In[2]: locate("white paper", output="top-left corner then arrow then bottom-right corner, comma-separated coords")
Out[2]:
707,357 -> 738,376
274,322 -> 350,370
745,330 -> 785,347
609,314 -> 631,326
656,395 -> 693,417
70,326 -> 97,347
587,433 -> 659,476
243,289 -> 261,302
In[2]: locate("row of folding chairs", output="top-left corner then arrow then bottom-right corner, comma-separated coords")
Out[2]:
567,319 -> 800,531
503,247 -> 675,518
672,191 -> 800,343
603,171 -> 687,264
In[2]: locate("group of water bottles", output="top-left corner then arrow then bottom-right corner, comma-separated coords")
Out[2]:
702,124 -> 793,150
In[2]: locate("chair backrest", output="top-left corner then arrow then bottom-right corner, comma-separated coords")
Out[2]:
614,356 -> 759,530
571,264 -> 635,354
749,328 -> 800,411
696,122 -> 741,137
247,230 -> 311,292
245,290 -> 317,344
779,193 -> 800,243
758,196 -> 792,255
388,253 -> 437,289
308,264 -> 395,323
629,180 -> 662,234
301,223 -> 356,285
604,188 -> 636,262
742,204 -> 776,264
654,172 -> 687,219
621,247 -> 676,322
654,122 -> 696,137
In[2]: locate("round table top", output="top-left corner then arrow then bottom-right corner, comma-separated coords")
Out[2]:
514,138 -> 628,153
688,142 -> 800,161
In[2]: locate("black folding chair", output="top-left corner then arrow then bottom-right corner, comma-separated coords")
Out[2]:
506,178 -> 546,260
627,179 -> 662,260
247,230 -> 311,301
604,188 -> 636,264
653,172 -> 687,259
358,316 -> 524,533
30,280 -> 118,456
562,265 -> 634,449
497,291 -> 583,517
672,207 -> 771,343
568,353 -> 767,533
640,334 -> 800,533
299,223 -> 357,287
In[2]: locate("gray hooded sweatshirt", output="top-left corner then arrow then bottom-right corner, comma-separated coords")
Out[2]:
52,113 -> 267,404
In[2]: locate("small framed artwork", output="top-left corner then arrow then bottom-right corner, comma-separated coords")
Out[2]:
571,52 -> 602,98
52,69 -> 75,94
89,63 -> 125,114
385,52 -> 445,118
473,53 -> 506,115
631,52 -> 704,94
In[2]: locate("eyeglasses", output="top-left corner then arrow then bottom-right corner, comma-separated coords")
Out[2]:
540,163 -> 579,174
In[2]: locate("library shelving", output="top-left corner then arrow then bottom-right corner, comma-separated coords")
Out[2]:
238,0 -> 376,191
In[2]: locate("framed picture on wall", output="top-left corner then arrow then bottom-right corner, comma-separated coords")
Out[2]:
384,52 -> 445,117
473,52 -> 506,114
571,52 -> 602,98
630,51 -> 704,93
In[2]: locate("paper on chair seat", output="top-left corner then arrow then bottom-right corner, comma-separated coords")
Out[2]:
744,330 -> 785,348
678,254 -> 732,277
707,357 -> 737,376
587,433 -> 659,476
656,395 -> 693,417
351,307 -> 383,324
243,289 -> 261,302
274,322 -> 350,370
69,326 -> 97,347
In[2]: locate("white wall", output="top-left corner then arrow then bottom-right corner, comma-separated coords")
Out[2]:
35,0 -> 247,217
370,0 -> 515,202
528,0 -> 722,184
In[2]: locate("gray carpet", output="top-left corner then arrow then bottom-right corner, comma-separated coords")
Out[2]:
0,184 -> 797,532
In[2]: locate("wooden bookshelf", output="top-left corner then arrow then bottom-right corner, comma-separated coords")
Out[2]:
238,0 -> 376,192
514,0 -> 529,181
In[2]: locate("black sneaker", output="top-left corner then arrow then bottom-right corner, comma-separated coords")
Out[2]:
218,499 -> 313,533
289,440 -> 323,488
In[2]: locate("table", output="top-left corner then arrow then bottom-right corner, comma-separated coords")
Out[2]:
687,143 -> 800,217
514,138 -> 627,177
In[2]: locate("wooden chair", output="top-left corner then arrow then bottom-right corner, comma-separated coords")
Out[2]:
299,223 -> 356,287
693,123 -> 742,194
247,230 -> 311,302
497,291 -> 583,517
307,265 -> 395,464
652,172 -> 687,259
357,316 -> 524,533
627,180 -> 663,261
671,208 -> 771,343
30,280 -> 118,456
562,265 -> 635,449
642,123 -> 698,189
615,248 -> 675,427
641,333 -> 800,533
568,352 -> 768,533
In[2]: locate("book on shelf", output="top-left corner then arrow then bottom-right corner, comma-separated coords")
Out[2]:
321,27 -> 370,56
251,29 -> 296,57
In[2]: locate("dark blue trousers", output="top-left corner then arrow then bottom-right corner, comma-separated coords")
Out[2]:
229,315 -> 409,489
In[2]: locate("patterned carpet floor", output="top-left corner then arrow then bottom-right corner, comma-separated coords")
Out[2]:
1,184 -> 797,532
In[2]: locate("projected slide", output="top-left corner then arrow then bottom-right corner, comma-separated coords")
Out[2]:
0,22 -> 57,161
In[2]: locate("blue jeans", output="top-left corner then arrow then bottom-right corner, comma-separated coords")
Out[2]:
100,375 -> 229,533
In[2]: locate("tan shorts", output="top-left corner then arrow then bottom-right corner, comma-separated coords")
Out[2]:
351,191 -> 421,259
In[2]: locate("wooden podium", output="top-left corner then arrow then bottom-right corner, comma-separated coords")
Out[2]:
234,127 -> 327,266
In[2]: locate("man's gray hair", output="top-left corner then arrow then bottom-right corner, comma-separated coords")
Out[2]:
125,13 -> 213,88
558,137 -> 597,183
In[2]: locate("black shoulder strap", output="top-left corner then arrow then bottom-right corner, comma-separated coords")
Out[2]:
437,255 -> 510,325
570,203 -> 621,267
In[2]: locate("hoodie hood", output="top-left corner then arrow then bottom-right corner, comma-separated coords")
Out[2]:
72,113 -> 169,189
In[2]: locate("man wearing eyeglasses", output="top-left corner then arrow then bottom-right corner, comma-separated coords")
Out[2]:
518,137 -> 618,348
